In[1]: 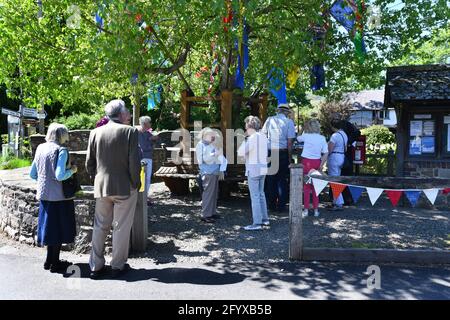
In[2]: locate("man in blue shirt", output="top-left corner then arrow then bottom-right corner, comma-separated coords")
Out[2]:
262,104 -> 296,212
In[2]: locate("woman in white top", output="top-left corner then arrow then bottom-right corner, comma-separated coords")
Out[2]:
297,119 -> 328,217
237,116 -> 269,231
327,120 -> 348,210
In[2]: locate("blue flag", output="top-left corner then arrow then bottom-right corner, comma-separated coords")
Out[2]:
311,64 -> 325,91
348,186 -> 364,203
405,191 -> 421,207
268,68 -> 287,104
95,12 -> 103,29
235,24 -> 249,90
147,85 -> 162,110
330,0 -> 355,32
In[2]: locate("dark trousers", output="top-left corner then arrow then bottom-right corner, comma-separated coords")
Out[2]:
266,150 -> 290,211
46,245 -> 61,264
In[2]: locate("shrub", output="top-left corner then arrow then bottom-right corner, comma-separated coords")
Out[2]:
0,155 -> 31,170
317,98 -> 353,137
54,113 -> 100,130
361,125 -> 395,146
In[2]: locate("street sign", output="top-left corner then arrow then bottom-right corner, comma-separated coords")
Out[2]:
21,107 -> 38,118
1,108 -> 21,118
37,113 -> 46,119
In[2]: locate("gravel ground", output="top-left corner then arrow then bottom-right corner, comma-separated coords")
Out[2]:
143,182 -> 450,264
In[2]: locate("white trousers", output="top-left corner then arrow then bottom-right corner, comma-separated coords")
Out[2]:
328,153 -> 344,206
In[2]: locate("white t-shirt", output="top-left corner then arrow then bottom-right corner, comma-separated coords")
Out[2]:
297,133 -> 328,159
329,130 -> 348,154
237,132 -> 268,177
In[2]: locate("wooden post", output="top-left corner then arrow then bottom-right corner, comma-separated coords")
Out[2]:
131,163 -> 148,253
259,93 -> 268,124
220,90 -> 233,154
387,149 -> 395,176
180,90 -> 190,130
289,164 -> 303,260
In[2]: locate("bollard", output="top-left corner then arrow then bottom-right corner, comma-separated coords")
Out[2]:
289,164 -> 303,260
131,162 -> 148,253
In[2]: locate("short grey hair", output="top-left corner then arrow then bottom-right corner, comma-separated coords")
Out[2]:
139,116 -> 151,127
105,99 -> 127,120
46,123 -> 69,145
244,116 -> 261,130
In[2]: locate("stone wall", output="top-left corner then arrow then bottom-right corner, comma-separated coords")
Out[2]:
30,130 -> 166,185
403,160 -> 450,179
0,168 -> 103,253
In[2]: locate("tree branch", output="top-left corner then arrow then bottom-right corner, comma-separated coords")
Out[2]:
148,43 -> 191,75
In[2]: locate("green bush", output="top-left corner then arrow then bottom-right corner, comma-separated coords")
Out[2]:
361,125 -> 395,146
0,155 -> 31,170
54,113 -> 100,130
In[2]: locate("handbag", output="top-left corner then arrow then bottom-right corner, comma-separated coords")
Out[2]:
56,148 -> 81,198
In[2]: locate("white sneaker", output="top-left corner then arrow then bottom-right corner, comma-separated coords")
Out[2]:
314,209 -> 320,217
302,209 -> 309,218
244,224 -> 263,231
261,220 -> 270,226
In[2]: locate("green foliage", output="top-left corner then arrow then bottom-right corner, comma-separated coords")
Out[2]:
1,134 -> 7,145
361,125 -> 395,146
0,154 -> 31,170
54,113 -> 100,130
317,98 -> 353,137
0,0 -> 447,126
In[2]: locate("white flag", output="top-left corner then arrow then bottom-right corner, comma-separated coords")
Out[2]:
423,189 -> 439,205
366,187 -> 383,205
312,178 -> 328,196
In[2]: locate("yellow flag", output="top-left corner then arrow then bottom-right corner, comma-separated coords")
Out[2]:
287,66 -> 300,89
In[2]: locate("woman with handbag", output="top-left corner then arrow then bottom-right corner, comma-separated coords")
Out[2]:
327,120 -> 348,211
30,123 -> 78,273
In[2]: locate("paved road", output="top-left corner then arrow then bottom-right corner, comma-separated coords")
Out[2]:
0,243 -> 449,300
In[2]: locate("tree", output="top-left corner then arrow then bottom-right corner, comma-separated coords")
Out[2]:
0,0 -> 448,123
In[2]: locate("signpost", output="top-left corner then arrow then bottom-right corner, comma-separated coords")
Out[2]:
2,106 -> 47,157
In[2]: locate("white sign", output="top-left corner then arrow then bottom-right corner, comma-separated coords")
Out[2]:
410,120 -> 423,137
21,107 -> 38,118
37,113 -> 46,119
1,108 -> 21,118
414,114 -> 432,119
444,116 -> 450,124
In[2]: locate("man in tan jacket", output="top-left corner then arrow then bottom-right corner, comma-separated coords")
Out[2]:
86,99 -> 141,279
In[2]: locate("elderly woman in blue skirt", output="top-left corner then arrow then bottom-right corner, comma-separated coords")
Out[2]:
30,123 -> 78,273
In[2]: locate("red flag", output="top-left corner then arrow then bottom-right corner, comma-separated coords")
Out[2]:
386,190 -> 403,207
330,182 -> 347,200
443,188 -> 450,195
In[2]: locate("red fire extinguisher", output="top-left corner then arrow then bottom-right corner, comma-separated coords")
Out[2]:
353,135 -> 366,165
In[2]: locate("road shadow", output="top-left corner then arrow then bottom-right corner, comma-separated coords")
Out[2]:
64,263 -> 246,285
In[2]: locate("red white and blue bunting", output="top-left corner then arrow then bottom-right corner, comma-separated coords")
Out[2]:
310,177 -> 450,207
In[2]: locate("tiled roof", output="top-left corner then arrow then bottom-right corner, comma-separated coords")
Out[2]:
385,64 -> 450,107
345,89 -> 385,110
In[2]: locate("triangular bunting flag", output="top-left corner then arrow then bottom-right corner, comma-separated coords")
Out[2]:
386,190 -> 403,207
330,182 -> 347,200
366,187 -> 384,206
312,178 -> 328,197
423,189 -> 439,205
405,191 -> 421,207
348,186 -> 364,203
442,188 -> 450,195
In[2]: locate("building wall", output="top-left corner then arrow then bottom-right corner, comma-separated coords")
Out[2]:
403,160 -> 450,178
383,109 -> 397,127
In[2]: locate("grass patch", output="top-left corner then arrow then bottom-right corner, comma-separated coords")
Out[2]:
0,156 -> 31,170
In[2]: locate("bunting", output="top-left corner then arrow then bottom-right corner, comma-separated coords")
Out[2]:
268,68 -> 287,105
310,177 -> 448,208
330,182 -> 347,200
386,190 -> 403,207
405,191 -> 421,207
423,189 -> 439,205
366,187 -> 383,205
348,186 -> 364,203
313,178 -> 329,197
